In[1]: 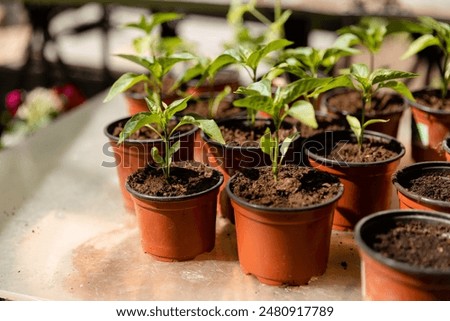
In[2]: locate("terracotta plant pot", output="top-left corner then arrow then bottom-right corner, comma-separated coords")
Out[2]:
104,117 -> 197,212
355,209 -> 450,300
324,88 -> 407,138
201,117 -> 302,222
408,89 -> 450,161
304,130 -> 405,231
126,163 -> 223,262
444,136 -> 450,161
392,161 -> 450,213
226,166 -> 344,286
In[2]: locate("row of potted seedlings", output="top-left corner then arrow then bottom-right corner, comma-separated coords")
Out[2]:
102,9 -> 450,300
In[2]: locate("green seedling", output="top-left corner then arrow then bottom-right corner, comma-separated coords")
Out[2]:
400,16 -> 450,99
205,38 -> 293,124
338,17 -> 390,71
233,76 -> 333,180
103,13 -> 198,106
118,96 -> 225,179
226,0 -> 291,50
342,63 -> 417,147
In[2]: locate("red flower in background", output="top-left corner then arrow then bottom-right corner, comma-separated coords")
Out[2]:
5,89 -> 24,116
54,83 -> 86,111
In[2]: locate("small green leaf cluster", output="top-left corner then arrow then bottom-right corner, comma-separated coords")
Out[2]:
103,13 -> 201,105
118,95 -> 224,179
279,34 -> 358,79
226,0 -> 291,50
342,63 -> 417,146
233,75 -> 335,180
329,16 -> 419,147
337,17 -> 391,71
104,13 -> 225,180
205,38 -> 293,124
399,16 -> 450,99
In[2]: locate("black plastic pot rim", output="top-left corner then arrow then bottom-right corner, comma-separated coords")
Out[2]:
201,117 -> 301,150
104,116 -> 198,145
126,163 -> 224,202
355,209 -> 450,277
407,88 -> 450,115
304,130 -> 406,168
392,161 -> 450,208
225,165 -> 344,213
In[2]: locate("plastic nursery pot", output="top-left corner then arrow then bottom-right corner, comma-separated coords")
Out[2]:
444,136 -> 450,161
304,130 -> 405,231
408,89 -> 450,161
355,209 -> 450,300
126,165 -> 223,262
201,117 -> 303,223
104,117 -> 197,212
324,88 -> 407,138
226,167 -> 344,286
392,161 -> 450,213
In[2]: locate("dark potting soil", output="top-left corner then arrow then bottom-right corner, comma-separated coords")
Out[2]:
230,166 -> 342,208
113,120 -> 194,140
406,170 -> 450,202
373,220 -> 450,270
221,119 -> 295,147
327,90 -> 405,115
127,162 -> 221,197
327,141 -> 398,163
414,90 -> 450,111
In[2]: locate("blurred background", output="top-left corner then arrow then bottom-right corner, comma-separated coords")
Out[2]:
0,1 -> 429,101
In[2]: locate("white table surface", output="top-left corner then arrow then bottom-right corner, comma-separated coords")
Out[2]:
0,90 -> 413,301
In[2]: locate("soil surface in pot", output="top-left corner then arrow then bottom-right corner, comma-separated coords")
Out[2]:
373,220 -> 450,270
112,120 -> 194,140
230,166 -> 342,208
221,119 -> 295,147
414,90 -> 450,111
327,90 -> 404,116
404,170 -> 450,202
327,140 -> 398,162
127,162 -> 221,197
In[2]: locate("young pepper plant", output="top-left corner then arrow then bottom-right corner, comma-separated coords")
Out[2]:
274,34 -> 359,109
342,63 -> 417,147
279,34 -> 359,79
117,95 -> 225,179
337,17 -> 390,72
399,16 -> 450,99
103,13 -> 197,106
233,76 -> 332,180
204,38 -> 293,124
226,0 -> 292,50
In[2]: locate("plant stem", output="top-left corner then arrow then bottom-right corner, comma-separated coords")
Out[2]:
370,52 -> 375,73
441,52 -> 449,99
359,95 -> 369,148
272,132 -> 279,182
249,7 -> 272,26
164,131 -> 170,179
